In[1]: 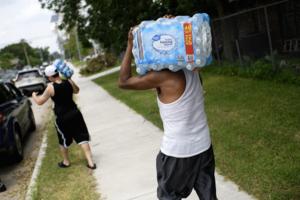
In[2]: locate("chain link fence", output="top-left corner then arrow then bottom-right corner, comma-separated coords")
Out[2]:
211,0 -> 300,67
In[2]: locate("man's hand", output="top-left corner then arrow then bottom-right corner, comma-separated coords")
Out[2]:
162,14 -> 175,19
119,27 -> 166,90
127,27 -> 134,47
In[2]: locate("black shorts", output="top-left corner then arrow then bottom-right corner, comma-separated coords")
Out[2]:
55,109 -> 90,148
156,145 -> 217,200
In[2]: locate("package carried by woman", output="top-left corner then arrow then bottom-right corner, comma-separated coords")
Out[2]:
52,59 -> 74,79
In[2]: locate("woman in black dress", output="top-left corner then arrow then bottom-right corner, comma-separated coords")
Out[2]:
32,65 -> 96,169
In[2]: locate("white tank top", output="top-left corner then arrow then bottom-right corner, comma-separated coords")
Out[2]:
157,69 -> 211,158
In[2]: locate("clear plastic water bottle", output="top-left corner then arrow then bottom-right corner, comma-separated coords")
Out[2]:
53,59 -> 74,79
132,13 -> 212,75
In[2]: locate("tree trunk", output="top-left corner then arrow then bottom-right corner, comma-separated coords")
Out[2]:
214,0 -> 238,61
221,19 -> 238,61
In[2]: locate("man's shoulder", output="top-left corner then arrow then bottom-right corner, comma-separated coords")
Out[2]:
138,70 -> 184,88
152,70 -> 185,87
151,69 -> 183,77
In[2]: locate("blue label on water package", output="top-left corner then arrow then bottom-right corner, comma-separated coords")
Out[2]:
152,34 -> 176,54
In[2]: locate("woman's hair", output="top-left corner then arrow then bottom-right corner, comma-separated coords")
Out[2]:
51,72 -> 59,78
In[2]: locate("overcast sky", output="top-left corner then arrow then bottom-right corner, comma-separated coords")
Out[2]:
0,0 -> 59,53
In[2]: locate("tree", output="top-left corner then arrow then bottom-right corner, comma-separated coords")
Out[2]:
64,29 -> 79,59
84,0 -> 163,54
0,40 -> 51,69
64,28 -> 93,60
38,47 -> 51,63
0,53 -> 14,69
39,0 -> 164,54
40,0 -> 274,60
50,51 -> 62,60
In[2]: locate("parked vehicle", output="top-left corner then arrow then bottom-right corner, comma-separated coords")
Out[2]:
13,69 -> 47,96
0,69 -> 18,82
42,62 -> 49,67
22,65 -> 32,70
0,82 -> 36,162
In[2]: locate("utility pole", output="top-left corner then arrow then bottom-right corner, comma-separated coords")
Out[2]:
51,14 -> 65,59
21,39 -> 31,66
74,26 -> 82,61
39,49 -> 44,63
89,39 -> 99,56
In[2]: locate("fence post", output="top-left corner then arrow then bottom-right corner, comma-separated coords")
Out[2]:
235,39 -> 243,66
264,7 -> 275,70
211,21 -> 221,65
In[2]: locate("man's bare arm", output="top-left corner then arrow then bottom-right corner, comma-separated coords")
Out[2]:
118,28 -> 164,90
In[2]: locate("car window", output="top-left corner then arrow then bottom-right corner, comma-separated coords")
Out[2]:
0,70 -> 17,82
5,83 -> 23,98
0,84 -> 15,104
17,71 -> 41,80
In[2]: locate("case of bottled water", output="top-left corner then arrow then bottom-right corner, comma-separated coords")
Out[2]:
132,13 -> 212,75
53,59 -> 74,79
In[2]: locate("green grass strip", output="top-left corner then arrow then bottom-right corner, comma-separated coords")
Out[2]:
32,115 -> 99,200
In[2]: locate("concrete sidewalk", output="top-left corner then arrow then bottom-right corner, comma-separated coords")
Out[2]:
74,70 -> 256,200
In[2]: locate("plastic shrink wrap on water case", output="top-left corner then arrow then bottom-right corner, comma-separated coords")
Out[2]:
132,13 -> 212,75
53,59 -> 74,79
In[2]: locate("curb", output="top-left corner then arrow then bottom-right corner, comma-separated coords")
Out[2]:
24,133 -> 48,200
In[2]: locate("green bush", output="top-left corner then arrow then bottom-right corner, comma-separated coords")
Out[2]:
250,60 -> 274,79
104,52 -> 117,67
203,58 -> 300,86
80,52 -> 118,76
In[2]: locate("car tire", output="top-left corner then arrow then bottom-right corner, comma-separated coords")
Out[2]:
12,126 -> 23,163
28,108 -> 36,132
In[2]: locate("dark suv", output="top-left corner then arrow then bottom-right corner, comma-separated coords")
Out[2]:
0,82 -> 36,162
